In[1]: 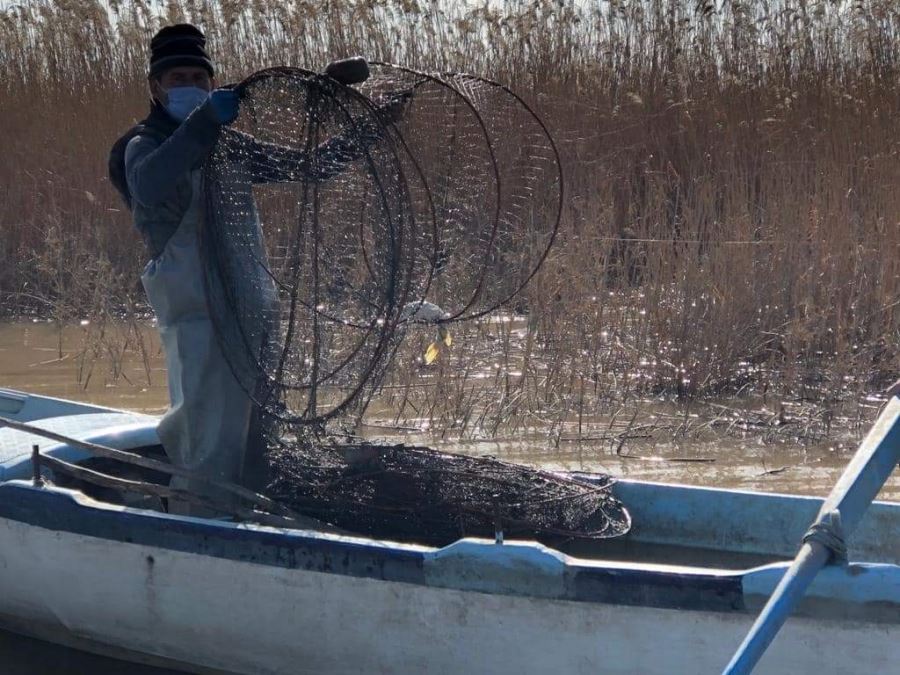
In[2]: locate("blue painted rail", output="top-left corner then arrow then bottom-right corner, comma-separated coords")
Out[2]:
723,394 -> 900,674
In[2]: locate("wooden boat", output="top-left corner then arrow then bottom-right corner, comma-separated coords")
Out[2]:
0,387 -> 897,674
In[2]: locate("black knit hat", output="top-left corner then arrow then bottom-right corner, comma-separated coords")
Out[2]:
148,24 -> 214,79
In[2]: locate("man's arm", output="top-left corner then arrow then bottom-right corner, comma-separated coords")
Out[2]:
125,102 -> 222,207
233,93 -> 410,184
229,123 -> 381,185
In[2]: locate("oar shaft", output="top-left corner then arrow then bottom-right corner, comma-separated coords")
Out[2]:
817,396 -> 900,530
722,395 -> 900,674
723,541 -> 829,674
0,414 -> 298,519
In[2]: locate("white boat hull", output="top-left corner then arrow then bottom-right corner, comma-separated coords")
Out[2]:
1,509 -> 897,675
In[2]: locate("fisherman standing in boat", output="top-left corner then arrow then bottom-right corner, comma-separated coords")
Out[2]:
109,24 -> 404,514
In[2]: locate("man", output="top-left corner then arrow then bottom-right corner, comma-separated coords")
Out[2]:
110,24 -> 399,513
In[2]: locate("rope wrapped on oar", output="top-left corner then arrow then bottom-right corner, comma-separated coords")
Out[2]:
801,510 -> 847,565
722,394 -> 900,674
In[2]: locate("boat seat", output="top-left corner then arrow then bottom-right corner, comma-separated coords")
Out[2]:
0,413 -> 160,482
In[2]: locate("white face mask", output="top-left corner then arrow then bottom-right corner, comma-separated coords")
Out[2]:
164,86 -> 209,121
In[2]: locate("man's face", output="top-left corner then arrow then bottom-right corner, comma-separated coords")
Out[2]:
151,66 -> 214,104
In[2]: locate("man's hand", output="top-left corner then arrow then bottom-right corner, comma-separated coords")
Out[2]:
209,88 -> 240,125
377,90 -> 412,125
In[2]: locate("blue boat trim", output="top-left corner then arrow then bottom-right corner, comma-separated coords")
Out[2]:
572,563 -> 743,611
743,561 -> 900,612
610,479 -> 900,563
0,482 -> 746,612
0,482 -> 425,581
0,387 -> 128,422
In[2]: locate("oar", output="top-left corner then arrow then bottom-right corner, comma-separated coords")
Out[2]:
723,390 -> 900,674
0,414 -> 298,520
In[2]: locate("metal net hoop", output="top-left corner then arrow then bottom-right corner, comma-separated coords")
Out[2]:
201,64 -> 564,426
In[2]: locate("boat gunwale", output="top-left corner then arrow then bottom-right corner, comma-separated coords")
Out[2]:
0,480 -> 749,613
3,482 -> 899,622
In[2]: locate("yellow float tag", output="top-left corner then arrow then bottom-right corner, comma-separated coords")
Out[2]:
424,341 -> 440,365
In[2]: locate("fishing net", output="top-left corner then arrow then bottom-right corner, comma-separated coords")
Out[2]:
202,64 -> 563,423
357,65 -> 563,320
266,436 -> 630,546
203,66 -> 418,425
200,63 -> 629,543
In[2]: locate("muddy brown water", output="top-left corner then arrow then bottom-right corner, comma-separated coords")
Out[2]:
1,320 -> 898,672
4,320 -> 897,500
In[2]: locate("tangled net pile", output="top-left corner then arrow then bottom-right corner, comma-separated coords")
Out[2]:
266,438 -> 630,546
202,63 -> 630,543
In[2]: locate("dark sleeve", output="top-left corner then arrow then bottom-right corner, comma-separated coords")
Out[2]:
226,121 -> 384,185
125,102 -> 222,207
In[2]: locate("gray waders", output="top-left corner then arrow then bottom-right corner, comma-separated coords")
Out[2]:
141,172 -> 253,515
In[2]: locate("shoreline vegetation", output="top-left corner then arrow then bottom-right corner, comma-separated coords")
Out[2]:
1,0 -> 898,441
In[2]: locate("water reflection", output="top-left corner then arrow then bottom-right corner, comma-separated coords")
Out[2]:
0,320 -> 168,414
0,628 -> 186,674
2,319 -> 897,502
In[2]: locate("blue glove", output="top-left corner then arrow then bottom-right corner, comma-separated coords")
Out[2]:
209,88 -> 239,125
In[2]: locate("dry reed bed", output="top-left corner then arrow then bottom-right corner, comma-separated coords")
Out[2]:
1,0 -> 898,436
375,315 -> 876,445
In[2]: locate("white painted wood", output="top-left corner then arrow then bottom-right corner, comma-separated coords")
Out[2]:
1,516 -> 896,675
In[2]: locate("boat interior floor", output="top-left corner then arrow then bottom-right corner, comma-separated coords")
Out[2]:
52,443 -> 171,512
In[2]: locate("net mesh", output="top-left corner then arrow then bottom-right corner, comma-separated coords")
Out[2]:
266,435 -> 630,546
203,67 -> 416,424
201,64 -> 629,543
